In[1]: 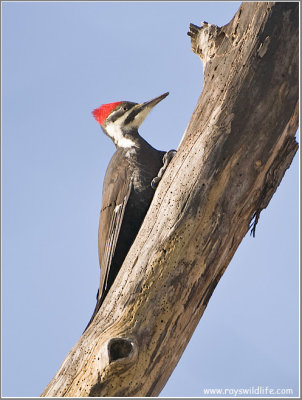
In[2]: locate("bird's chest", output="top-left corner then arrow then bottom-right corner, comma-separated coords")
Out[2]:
126,149 -> 161,193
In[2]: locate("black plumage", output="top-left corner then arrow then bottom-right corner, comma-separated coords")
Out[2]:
85,93 -> 169,330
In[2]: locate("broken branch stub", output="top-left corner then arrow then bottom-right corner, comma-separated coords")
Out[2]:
42,2 -> 298,397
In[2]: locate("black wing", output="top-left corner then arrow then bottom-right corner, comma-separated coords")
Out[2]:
84,153 -> 132,330
98,175 -> 132,302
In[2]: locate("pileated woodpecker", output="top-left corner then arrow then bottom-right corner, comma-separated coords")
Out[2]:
85,92 -> 174,330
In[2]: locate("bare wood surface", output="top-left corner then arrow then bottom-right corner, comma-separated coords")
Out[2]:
42,2 -> 298,397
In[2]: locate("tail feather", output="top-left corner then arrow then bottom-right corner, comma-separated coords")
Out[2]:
83,290 -> 103,332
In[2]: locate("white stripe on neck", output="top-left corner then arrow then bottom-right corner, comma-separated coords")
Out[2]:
106,122 -> 137,148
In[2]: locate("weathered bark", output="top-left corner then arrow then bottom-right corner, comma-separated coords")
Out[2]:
42,2 -> 298,397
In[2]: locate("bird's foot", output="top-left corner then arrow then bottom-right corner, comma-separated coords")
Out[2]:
151,149 -> 177,189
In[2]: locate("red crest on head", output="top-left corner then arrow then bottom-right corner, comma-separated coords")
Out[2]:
92,101 -> 123,125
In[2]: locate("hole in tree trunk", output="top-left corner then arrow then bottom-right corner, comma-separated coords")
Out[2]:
108,338 -> 134,363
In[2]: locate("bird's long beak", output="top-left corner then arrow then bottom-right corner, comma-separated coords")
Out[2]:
125,92 -> 169,127
140,92 -> 169,110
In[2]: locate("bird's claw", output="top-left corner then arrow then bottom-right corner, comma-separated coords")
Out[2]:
151,149 -> 177,189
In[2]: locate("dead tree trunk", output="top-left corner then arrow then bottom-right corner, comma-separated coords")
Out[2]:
42,2 -> 298,397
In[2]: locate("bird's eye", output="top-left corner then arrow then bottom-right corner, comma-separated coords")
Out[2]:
123,106 -> 128,111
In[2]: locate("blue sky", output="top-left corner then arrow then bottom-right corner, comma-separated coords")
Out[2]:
2,1 -> 299,397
